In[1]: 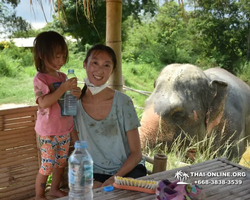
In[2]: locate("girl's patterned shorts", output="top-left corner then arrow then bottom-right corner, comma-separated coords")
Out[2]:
38,133 -> 70,175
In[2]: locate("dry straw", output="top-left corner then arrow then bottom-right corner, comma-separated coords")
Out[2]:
29,0 -> 95,24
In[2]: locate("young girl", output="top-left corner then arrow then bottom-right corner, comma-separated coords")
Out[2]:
71,44 -> 147,189
33,31 -> 81,200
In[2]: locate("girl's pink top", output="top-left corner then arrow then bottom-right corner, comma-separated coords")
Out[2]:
33,72 -> 74,136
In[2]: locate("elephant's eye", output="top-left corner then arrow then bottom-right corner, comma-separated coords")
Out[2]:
172,111 -> 185,121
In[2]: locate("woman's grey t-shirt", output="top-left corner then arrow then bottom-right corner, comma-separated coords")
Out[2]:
74,90 -> 141,175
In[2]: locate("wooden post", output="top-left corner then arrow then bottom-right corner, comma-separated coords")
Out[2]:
152,153 -> 167,173
106,0 -> 123,92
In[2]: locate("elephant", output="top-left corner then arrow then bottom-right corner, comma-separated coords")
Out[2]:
139,64 -> 250,159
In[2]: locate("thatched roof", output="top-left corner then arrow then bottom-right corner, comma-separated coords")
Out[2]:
30,0 -> 95,23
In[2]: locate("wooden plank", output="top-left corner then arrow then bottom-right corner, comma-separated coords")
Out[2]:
0,162 -> 36,174
0,143 -> 37,156
0,106 -> 38,115
1,146 -> 37,160
205,181 -> 250,199
0,138 -> 36,150
137,196 -> 155,200
0,165 -> 38,180
0,156 -> 38,168
7,190 -> 36,200
4,115 -> 35,124
205,179 -> 250,198
4,115 -> 35,123
94,189 -> 149,200
4,121 -> 35,130
0,181 -> 36,199
0,134 -> 36,146
0,172 -> 36,188
2,150 -> 38,164
2,152 -> 38,164
0,164 -> 38,177
0,126 -> 35,136
3,111 -> 36,120
1,130 -> 36,141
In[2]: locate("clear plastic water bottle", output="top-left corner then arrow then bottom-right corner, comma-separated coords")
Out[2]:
68,141 -> 93,200
64,69 -> 77,116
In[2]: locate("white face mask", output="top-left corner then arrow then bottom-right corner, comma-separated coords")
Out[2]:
84,78 -> 109,95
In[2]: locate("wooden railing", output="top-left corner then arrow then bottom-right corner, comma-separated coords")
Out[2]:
0,106 -> 39,200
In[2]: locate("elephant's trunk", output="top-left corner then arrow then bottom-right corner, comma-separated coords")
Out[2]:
139,105 -> 175,149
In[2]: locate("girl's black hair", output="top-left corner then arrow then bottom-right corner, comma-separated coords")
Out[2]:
81,44 -> 117,98
33,31 -> 69,72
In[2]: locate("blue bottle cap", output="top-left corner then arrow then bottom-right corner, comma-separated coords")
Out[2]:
74,140 -> 87,148
103,186 -> 114,192
68,69 -> 74,73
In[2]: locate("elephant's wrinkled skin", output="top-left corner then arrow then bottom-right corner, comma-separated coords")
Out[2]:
140,64 -> 250,158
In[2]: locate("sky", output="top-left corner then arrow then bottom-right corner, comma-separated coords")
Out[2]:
15,0 -> 54,29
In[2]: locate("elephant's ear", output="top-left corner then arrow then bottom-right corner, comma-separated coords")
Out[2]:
206,80 -> 228,135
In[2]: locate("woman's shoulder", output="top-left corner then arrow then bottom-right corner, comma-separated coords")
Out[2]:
114,90 -> 134,106
115,90 -> 131,100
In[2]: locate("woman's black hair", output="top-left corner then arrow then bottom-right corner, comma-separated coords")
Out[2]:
81,44 -> 117,98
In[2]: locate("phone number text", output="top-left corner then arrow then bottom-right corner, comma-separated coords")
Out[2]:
194,179 -> 243,185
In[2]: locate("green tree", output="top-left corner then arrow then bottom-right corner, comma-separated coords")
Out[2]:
188,0 -> 249,72
240,0 -> 250,62
154,1 -> 193,64
0,0 -> 32,38
52,0 -> 157,46
122,1 -> 195,65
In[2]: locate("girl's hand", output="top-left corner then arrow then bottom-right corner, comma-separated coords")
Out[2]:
101,176 -> 115,187
72,87 -> 81,99
62,77 -> 77,91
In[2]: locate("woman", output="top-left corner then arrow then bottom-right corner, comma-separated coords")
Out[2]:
71,44 -> 147,189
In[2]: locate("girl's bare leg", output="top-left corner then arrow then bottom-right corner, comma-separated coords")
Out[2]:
49,167 -> 68,197
35,172 -> 49,200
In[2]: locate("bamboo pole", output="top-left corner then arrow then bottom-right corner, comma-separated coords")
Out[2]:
106,0 -> 123,92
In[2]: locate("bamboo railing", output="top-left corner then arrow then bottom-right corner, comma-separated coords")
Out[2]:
0,106 -> 39,200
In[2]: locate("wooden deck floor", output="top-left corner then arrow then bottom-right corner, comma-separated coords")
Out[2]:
57,157 -> 250,200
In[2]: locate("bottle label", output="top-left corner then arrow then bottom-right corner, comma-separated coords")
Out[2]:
69,164 -> 84,186
51,82 -> 66,116
69,164 -> 93,186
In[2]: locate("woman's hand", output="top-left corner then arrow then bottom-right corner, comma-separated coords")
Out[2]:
62,77 -> 78,92
72,87 -> 81,99
101,176 -> 115,187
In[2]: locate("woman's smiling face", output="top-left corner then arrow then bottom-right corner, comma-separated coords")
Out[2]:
84,50 -> 114,86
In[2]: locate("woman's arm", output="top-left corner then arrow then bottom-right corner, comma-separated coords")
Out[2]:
102,128 -> 142,187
